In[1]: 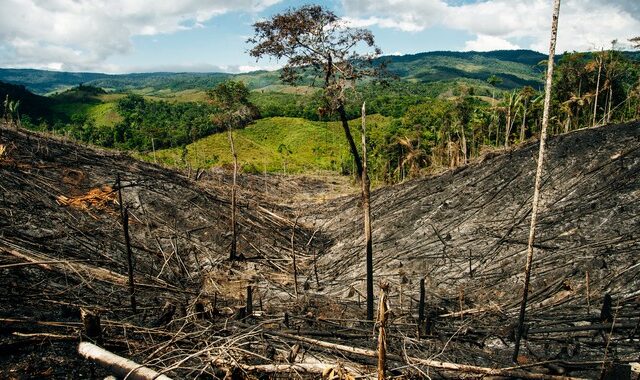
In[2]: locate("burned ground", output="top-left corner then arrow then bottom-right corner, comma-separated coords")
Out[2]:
0,122 -> 639,379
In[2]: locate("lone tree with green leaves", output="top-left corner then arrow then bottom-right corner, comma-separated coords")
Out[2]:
248,5 -> 383,182
207,80 -> 259,261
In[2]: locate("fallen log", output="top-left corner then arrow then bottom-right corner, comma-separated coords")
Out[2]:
263,329 -> 588,380
78,342 -> 173,380
210,356 -> 364,377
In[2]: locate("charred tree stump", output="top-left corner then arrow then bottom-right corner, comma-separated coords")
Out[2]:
81,308 -> 102,343
600,293 -> 613,323
246,285 -> 253,316
152,301 -> 176,327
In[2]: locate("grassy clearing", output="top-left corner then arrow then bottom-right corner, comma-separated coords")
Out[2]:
143,115 -> 392,175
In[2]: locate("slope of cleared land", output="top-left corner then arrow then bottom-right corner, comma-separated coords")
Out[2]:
1,121 -> 639,378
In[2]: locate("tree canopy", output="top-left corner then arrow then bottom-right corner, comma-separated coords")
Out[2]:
248,5 -> 384,180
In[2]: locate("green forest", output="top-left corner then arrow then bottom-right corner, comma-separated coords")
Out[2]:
2,49 -> 639,184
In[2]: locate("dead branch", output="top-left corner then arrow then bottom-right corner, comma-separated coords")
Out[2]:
78,342 -> 173,380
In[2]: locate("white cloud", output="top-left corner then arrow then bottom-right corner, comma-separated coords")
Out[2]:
463,34 -> 520,51
342,0 -> 640,53
343,0 -> 448,31
0,0 -> 282,71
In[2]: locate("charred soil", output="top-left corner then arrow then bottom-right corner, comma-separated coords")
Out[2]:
0,122 -> 639,379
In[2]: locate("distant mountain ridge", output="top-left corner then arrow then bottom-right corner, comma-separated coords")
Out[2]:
1,50 -> 550,95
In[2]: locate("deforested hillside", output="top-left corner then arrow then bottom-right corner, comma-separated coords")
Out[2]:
314,121 -> 640,371
319,121 -> 640,306
1,121 -> 639,378
0,124 -> 328,377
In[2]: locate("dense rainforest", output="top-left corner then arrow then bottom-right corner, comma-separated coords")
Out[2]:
2,49 -> 639,183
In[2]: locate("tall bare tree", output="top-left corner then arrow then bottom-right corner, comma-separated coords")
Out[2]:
361,102 -> 374,320
248,5 -> 382,182
208,81 -> 258,261
513,0 -> 561,363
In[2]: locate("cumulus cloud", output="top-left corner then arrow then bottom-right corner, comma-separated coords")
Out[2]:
341,0 -> 640,52
0,0 -> 282,71
343,0 -> 448,31
463,34 -> 520,52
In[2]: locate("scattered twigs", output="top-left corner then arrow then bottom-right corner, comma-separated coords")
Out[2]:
78,342 -> 173,380
261,328 -> 584,380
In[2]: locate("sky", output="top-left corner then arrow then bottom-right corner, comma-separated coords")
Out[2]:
0,0 -> 638,74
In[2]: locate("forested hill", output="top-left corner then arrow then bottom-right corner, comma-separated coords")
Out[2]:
1,49 -> 549,95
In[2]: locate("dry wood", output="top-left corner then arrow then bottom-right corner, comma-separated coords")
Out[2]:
78,342 -> 173,380
210,355 -> 362,375
263,329 -> 586,380
122,207 -> 137,314
514,0 -> 561,362
12,332 -> 77,341
291,215 -> 299,298
81,308 -> 102,342
377,283 -> 389,380
361,101 -> 374,321
228,127 -> 238,261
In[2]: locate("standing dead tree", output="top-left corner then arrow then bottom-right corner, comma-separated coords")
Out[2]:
513,0 -> 562,362
208,81 -> 259,261
376,283 -> 389,380
116,174 -> 136,313
361,102 -> 374,320
248,5 -> 383,182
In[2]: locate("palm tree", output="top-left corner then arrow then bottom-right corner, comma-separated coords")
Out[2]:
518,86 -> 536,142
503,90 -> 521,147
396,135 -> 427,177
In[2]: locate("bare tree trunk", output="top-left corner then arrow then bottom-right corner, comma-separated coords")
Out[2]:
228,127 -> 238,261
377,283 -> 389,380
606,85 -> 613,123
460,127 -> 467,164
592,54 -> 602,128
291,216 -> 299,299
123,208 -> 136,314
520,103 -> 528,142
505,104 -> 512,147
116,174 -> 136,313
151,137 -> 157,164
513,0 -> 561,363
361,102 -> 374,321
338,104 -> 363,182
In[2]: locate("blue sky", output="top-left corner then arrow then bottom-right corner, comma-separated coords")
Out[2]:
0,0 -> 638,73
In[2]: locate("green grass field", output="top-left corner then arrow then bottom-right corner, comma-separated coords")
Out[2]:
142,115 -> 392,175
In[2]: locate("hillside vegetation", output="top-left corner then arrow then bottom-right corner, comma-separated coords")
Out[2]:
2,49 -> 639,184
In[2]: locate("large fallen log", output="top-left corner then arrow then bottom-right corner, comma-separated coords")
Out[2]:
78,342 -> 173,380
263,329 -> 588,380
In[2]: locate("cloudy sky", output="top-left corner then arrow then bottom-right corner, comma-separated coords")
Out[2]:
0,0 -> 638,73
